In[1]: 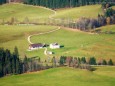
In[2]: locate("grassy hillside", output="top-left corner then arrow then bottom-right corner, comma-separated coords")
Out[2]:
31,25 -> 115,61
0,3 -> 54,21
54,5 -> 103,20
0,24 -> 114,61
0,25 -> 57,57
0,66 -> 115,86
0,3 -> 114,60
112,6 -> 115,10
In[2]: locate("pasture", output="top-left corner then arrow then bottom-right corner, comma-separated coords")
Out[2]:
112,6 -> 115,10
0,3 -> 54,21
0,25 -> 57,57
0,3 -> 115,86
0,66 -> 115,86
30,25 -> 115,61
54,5 -> 103,20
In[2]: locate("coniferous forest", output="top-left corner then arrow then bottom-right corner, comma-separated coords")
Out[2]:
23,0 -> 115,9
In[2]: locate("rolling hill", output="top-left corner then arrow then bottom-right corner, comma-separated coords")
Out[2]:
0,3 -> 114,61
54,5 -> 103,20
0,3 -> 115,86
0,3 -> 54,21
0,66 -> 115,86
30,25 -> 115,61
0,25 -> 57,57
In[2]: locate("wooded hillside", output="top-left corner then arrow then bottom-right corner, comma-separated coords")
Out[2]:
1,0 -> 115,9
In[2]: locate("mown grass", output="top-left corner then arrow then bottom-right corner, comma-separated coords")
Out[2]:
0,66 -> 115,86
31,25 -> 115,61
0,3 -> 54,21
54,5 -> 103,20
0,25 -> 57,57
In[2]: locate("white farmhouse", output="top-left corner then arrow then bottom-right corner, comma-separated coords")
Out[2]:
50,43 -> 60,49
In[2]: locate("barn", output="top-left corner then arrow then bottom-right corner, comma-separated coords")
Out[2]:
29,43 -> 46,50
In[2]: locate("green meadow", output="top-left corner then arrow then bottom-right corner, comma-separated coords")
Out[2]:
31,25 -> 115,61
0,66 -> 115,86
0,24 -> 115,61
112,6 -> 115,10
0,25 -> 57,57
0,3 -> 54,21
54,5 -> 103,20
0,3 -> 115,86
0,3 -> 114,61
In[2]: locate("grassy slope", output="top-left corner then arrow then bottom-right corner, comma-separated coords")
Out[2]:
0,3 -> 114,60
54,5 -> 103,20
0,66 -> 115,86
0,25 -> 57,57
0,3 -> 54,21
112,6 -> 115,10
31,25 -> 115,61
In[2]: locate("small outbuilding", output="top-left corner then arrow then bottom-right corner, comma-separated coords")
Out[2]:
50,43 -> 60,49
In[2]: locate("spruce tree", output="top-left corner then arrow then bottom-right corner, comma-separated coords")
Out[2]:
108,59 -> 114,65
102,59 -> 107,65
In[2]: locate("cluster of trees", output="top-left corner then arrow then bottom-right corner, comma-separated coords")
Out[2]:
59,56 -> 114,67
0,47 -> 22,77
0,0 -> 22,4
49,13 -> 115,31
0,0 -> 7,5
0,47 -> 52,77
105,8 -> 115,17
102,0 -> 115,9
23,0 -> 115,9
73,5 -> 115,31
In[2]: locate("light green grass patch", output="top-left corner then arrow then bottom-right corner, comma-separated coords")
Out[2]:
0,67 -> 115,86
54,5 -> 103,20
31,25 -> 115,60
112,6 -> 115,10
0,3 -> 54,21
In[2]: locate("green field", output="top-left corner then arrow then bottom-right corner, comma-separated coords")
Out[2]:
0,25 -> 115,61
0,3 -> 114,61
112,6 -> 115,10
0,3 -> 115,86
0,3 -> 54,21
31,25 -> 115,61
0,66 -> 115,86
54,5 -> 103,20
0,25 -> 57,57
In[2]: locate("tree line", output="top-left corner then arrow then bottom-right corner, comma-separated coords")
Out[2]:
0,0 -> 7,5
0,47 -> 114,77
23,0 -> 115,9
1,0 -> 115,8
59,56 -> 114,67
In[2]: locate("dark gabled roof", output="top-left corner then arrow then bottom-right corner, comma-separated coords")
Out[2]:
29,43 -> 44,48
51,43 -> 59,46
